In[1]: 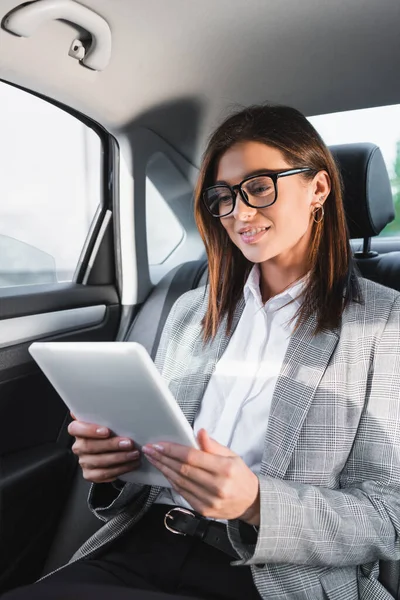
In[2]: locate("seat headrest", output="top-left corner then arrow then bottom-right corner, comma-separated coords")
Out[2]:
329,143 -> 395,239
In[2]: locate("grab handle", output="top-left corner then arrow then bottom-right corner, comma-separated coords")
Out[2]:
3,0 -> 112,71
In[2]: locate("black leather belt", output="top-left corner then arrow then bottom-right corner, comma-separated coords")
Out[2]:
163,507 -> 239,559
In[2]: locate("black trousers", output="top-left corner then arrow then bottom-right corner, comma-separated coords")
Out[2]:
4,506 -> 261,600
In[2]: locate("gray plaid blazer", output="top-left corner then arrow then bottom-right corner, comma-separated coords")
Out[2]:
67,277 -> 400,600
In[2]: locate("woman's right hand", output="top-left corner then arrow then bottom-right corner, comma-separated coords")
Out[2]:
68,416 -> 141,483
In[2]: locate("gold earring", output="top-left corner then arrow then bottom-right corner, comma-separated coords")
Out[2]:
312,203 -> 324,224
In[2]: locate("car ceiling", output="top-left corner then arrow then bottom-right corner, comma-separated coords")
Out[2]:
1,0 -> 400,166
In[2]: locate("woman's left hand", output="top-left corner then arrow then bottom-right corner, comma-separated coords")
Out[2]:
142,429 -> 260,525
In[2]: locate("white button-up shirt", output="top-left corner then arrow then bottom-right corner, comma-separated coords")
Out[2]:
156,265 -> 305,511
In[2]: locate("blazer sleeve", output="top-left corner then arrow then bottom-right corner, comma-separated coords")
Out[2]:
87,298 -> 182,520
227,295 -> 400,567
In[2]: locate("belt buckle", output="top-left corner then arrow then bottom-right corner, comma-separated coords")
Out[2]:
164,507 -> 196,535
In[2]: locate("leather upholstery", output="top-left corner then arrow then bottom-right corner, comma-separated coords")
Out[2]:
330,143 -> 395,239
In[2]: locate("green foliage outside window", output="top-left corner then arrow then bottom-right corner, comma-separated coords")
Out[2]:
381,140 -> 400,236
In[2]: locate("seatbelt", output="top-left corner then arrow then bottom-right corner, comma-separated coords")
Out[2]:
125,259 -> 208,359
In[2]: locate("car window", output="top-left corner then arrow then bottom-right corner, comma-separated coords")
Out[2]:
146,152 -> 184,267
309,104 -> 400,237
0,82 -> 102,287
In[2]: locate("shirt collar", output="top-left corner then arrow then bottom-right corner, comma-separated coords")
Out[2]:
244,264 -> 307,310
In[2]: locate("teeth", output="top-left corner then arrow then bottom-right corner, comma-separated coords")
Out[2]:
241,227 -> 266,236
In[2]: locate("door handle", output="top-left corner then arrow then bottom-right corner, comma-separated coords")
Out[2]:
2,0 -> 112,71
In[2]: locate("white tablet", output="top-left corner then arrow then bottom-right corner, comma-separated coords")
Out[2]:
28,341 -> 198,487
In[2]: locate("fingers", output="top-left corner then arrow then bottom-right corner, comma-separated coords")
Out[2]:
142,442 -> 226,474
82,460 -> 141,484
77,450 -> 140,470
68,420 -> 111,439
145,452 -> 217,495
197,429 -> 236,457
72,435 -> 136,455
68,419 -> 140,484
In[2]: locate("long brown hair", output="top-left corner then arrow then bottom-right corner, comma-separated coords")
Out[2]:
194,104 -> 361,341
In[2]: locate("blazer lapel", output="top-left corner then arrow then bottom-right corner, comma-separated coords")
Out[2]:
260,314 -> 340,479
175,297 -> 246,426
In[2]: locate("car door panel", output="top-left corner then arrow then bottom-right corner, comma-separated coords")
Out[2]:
0,283 -> 118,319
0,305 -> 106,349
0,283 -> 121,591
0,444 -> 75,591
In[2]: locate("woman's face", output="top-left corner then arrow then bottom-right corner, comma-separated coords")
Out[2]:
215,141 -> 330,268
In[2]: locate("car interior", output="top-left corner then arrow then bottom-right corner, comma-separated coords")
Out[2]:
0,0 -> 399,598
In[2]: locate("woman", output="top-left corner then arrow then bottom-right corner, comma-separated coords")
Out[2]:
6,105 -> 400,600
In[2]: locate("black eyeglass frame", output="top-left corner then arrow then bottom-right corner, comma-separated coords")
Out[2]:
202,167 -> 315,217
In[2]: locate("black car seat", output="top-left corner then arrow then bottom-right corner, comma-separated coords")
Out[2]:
330,143 -> 400,290
41,143 -> 400,599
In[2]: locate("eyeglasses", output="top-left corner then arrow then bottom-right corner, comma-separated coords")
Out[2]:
202,168 -> 314,218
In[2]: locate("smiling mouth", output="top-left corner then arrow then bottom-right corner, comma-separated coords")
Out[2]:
239,226 -> 270,238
